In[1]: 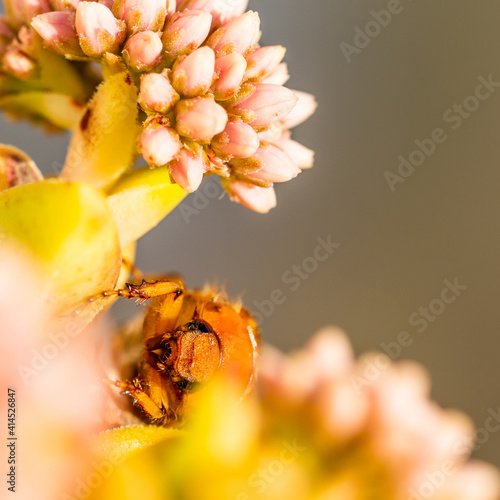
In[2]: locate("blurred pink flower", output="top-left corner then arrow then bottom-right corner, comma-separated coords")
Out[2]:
259,327 -> 500,500
0,250 -> 109,500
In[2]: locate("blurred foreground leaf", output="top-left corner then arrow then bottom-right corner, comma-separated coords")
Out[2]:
0,180 -> 121,314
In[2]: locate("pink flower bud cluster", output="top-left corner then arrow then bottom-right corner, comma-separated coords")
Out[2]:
1,0 -> 316,211
259,328 -> 500,499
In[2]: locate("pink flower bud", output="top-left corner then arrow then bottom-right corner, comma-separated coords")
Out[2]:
177,0 -> 216,10
175,96 -> 228,142
234,83 -> 297,127
212,52 -> 246,100
166,0 -> 176,16
244,45 -> 285,80
240,143 -> 300,183
0,18 -> 14,39
179,0 -> 248,26
99,0 -> 114,9
50,0 -> 81,10
139,72 -> 179,114
257,121 -> 283,143
122,31 -> 162,71
228,182 -> 276,213
282,90 -> 317,129
75,2 -> 126,58
172,46 -> 215,97
23,0 -> 51,23
217,0 -> 248,23
2,46 -> 35,79
4,0 -> 26,29
140,125 -> 181,166
31,12 -> 83,58
162,9 -> 212,58
112,0 -> 167,34
169,146 -> 206,192
212,121 -> 259,158
208,11 -> 260,56
275,132 -> 314,169
262,62 -> 289,85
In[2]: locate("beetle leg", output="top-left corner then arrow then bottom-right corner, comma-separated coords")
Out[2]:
78,279 -> 183,309
110,378 -> 170,424
143,351 -> 170,375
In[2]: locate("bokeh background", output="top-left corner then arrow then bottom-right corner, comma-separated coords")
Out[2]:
2,0 -> 500,466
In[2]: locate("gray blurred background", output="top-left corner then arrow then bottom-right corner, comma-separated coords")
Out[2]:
2,0 -> 500,466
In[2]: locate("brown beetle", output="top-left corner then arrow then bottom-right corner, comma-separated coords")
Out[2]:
91,277 -> 260,426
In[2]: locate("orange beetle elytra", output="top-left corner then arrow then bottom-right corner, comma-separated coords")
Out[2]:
92,276 -> 260,426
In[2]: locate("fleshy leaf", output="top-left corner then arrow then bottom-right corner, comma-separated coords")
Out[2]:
107,166 -> 186,247
0,144 -> 43,192
62,70 -> 141,189
0,179 -> 121,313
0,39 -> 94,129
34,39 -> 95,103
96,426 -> 182,459
0,92 -> 85,130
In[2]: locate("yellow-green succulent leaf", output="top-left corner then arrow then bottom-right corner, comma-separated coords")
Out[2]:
96,426 -> 182,460
0,179 -> 121,313
35,42 -> 94,103
62,70 -> 141,189
107,166 -> 186,247
0,144 -> 43,192
0,92 -> 86,130
117,241 -> 137,288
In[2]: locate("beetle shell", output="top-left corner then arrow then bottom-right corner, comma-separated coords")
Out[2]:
114,279 -> 260,426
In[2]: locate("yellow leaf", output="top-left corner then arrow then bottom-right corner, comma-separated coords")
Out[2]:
62,71 -> 141,189
107,166 -> 186,247
0,92 -> 85,130
0,179 -> 121,313
96,425 -> 182,459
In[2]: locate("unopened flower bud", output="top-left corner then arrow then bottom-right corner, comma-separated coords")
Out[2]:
139,72 -> 179,113
140,125 -> 181,166
172,46 -> 215,97
23,0 -> 51,23
169,146 -> 206,192
275,132 -> 314,169
112,0 -> 167,34
4,0 -> 26,29
2,46 -> 35,79
162,9 -> 212,58
227,181 -> 276,213
212,121 -> 259,158
244,45 -> 285,81
179,0 -> 248,26
0,18 -> 14,39
31,11 -> 83,58
282,90 -> 317,129
175,96 -> 227,142
208,11 -> 260,56
75,2 -> 126,58
262,62 -> 289,85
234,83 -> 297,127
233,143 -> 300,183
50,0 -> 81,10
122,30 -> 162,71
212,52 -> 246,100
